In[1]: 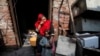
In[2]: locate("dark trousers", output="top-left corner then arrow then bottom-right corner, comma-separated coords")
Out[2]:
36,34 -> 42,53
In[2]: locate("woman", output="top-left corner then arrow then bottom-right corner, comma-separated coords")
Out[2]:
35,13 -> 51,36
35,13 -> 51,56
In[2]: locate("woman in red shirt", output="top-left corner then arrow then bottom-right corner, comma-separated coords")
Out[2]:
35,13 -> 51,36
35,13 -> 51,56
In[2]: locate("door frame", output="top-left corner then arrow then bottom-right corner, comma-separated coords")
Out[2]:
8,0 -> 22,48
49,0 -> 53,19
8,0 -> 53,47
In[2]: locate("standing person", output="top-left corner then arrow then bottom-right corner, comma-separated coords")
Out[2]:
35,13 -> 51,56
35,13 -> 51,36
39,30 -> 53,56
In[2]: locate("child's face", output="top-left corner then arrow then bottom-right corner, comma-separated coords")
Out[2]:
45,32 -> 49,37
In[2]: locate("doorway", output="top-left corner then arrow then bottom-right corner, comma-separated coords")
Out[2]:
16,0 -> 49,32
15,0 -> 50,44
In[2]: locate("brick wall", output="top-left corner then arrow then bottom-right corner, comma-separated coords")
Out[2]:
0,0 -> 16,46
0,0 -> 78,46
52,0 -> 77,41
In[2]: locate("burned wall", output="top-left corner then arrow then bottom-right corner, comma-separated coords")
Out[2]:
0,0 -> 16,46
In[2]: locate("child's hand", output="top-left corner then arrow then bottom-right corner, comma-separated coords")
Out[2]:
45,44 -> 50,47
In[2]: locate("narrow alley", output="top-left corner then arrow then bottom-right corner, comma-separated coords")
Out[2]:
0,0 -> 100,56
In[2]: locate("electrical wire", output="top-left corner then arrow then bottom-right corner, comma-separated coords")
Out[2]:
67,0 -> 83,56
13,0 -> 18,8
58,0 -> 64,35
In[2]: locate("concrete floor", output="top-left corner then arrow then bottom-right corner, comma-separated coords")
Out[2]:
0,35 -> 76,56
1,37 -> 35,56
1,35 -> 99,56
1,46 -> 35,56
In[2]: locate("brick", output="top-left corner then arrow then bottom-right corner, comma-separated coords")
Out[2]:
0,0 -> 8,6
59,13 -> 65,23
64,15 -> 70,24
53,14 -> 58,20
0,19 -> 7,29
54,28 -> 58,41
62,23 -> 69,29
4,13 -> 10,19
53,1 -> 60,7
53,7 -> 58,14
65,15 -> 69,19
53,19 -> 59,28
60,6 -> 67,12
57,1 -> 62,5
6,38 -> 16,45
3,36 -> 7,44
54,0 -> 62,2
68,0 -> 77,6
0,6 -> 3,12
65,7 -> 70,14
5,36 -> 16,46
1,5 -> 9,13
58,14 -> 69,27
6,32 -> 14,36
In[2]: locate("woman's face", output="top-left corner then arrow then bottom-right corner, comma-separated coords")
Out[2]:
41,16 -> 46,22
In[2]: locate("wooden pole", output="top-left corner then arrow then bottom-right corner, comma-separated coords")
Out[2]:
67,0 -> 77,38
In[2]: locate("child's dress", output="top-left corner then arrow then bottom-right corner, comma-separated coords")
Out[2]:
40,37 -> 52,56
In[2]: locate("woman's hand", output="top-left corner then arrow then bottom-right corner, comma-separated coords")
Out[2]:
36,21 -> 44,31
40,21 -> 44,25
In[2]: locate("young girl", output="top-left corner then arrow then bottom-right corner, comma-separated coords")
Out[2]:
39,30 -> 53,56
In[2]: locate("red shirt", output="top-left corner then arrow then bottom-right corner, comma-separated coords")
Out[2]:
35,13 -> 51,36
